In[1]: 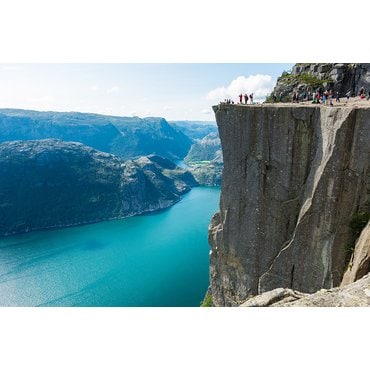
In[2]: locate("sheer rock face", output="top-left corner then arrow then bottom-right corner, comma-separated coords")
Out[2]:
0,139 -> 197,236
240,273 -> 370,307
209,104 -> 369,306
341,222 -> 370,286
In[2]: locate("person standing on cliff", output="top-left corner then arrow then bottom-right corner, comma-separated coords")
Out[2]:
279,92 -> 283,102
244,93 -> 249,104
335,91 -> 340,103
345,90 -> 351,103
292,91 -> 297,103
250,93 -> 254,104
239,93 -> 243,104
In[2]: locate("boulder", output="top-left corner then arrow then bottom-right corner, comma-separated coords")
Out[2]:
240,273 -> 370,307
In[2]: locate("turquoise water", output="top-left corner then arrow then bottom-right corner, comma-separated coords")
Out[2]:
0,187 -> 220,307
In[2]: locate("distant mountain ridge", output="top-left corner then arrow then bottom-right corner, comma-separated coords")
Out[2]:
0,139 -> 197,236
0,109 -> 192,161
170,120 -> 217,140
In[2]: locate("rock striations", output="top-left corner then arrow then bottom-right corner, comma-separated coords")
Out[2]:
0,139 -> 197,236
208,103 -> 369,306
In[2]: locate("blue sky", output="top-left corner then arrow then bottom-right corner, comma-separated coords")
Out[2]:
0,63 -> 293,121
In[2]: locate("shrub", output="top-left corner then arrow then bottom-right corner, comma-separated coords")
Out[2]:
344,211 -> 370,263
200,294 -> 213,307
349,211 -> 370,238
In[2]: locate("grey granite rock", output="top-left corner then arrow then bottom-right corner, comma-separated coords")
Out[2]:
209,104 -> 369,306
240,273 -> 370,307
271,63 -> 370,101
341,221 -> 370,286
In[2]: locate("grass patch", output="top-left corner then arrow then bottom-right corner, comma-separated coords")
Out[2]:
200,294 -> 213,307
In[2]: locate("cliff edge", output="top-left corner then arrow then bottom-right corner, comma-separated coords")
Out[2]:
209,103 -> 369,306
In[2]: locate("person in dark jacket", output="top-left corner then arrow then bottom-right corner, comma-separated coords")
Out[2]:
244,93 -> 249,104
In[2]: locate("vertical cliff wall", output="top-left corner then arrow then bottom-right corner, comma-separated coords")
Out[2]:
209,104 -> 369,306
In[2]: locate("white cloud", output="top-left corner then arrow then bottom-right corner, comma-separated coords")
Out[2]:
28,96 -> 54,103
0,65 -> 24,71
89,85 -> 99,91
206,74 -> 275,102
106,86 -> 120,94
163,105 -> 171,111
201,108 -> 212,115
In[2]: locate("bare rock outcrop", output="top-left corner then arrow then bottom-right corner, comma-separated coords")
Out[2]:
209,104 -> 369,306
270,63 -> 370,101
241,273 -> 370,307
341,221 -> 370,286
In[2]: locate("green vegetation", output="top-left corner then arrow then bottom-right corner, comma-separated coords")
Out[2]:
200,294 -> 213,307
344,211 -> 370,263
188,160 -> 212,166
296,73 -> 332,87
279,72 -> 332,87
349,211 -> 370,238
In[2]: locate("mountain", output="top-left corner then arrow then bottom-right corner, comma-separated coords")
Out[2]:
0,109 -> 192,161
0,139 -> 197,236
169,120 -> 217,140
184,132 -> 222,163
184,132 -> 223,186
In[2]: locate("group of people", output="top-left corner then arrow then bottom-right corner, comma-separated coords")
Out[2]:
220,93 -> 255,105
238,93 -> 254,104
220,86 -> 370,107
273,86 -> 370,105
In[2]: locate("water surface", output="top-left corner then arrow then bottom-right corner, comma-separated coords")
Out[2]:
0,187 -> 220,306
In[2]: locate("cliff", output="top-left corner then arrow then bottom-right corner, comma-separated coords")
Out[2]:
0,139 -> 197,236
209,103 -> 370,306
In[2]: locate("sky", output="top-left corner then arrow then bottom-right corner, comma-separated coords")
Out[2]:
0,63 -> 293,121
